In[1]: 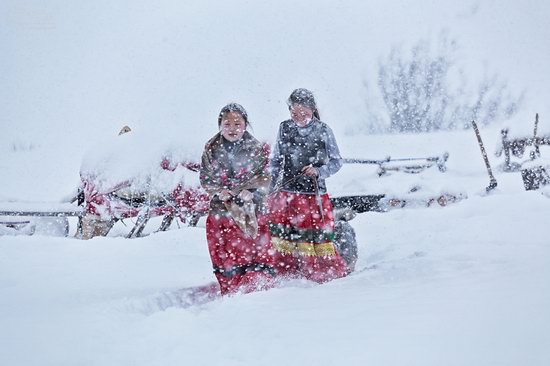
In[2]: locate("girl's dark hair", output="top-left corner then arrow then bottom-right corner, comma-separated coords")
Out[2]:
287,88 -> 320,119
218,103 -> 249,126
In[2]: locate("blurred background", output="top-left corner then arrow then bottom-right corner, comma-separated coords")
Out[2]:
1,0 -> 549,199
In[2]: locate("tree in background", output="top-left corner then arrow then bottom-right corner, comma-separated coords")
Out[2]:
361,32 -> 523,133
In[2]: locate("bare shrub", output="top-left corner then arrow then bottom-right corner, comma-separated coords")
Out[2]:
362,32 -> 523,133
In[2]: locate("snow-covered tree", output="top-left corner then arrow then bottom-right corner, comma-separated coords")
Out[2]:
362,32 -> 523,133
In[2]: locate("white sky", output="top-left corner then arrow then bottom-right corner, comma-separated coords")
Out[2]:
1,0 -> 549,148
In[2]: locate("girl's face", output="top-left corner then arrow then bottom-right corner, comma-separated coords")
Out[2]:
290,104 -> 314,126
220,111 -> 246,142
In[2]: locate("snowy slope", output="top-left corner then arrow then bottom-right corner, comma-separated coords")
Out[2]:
1,191 -> 549,366
1,124 -> 550,366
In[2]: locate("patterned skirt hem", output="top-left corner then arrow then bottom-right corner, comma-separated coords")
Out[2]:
271,236 -> 337,257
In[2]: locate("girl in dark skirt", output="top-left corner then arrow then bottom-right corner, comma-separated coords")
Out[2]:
269,89 -> 348,283
200,103 -> 276,295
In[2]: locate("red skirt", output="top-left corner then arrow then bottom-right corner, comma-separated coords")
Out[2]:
206,213 -> 276,295
268,191 -> 348,283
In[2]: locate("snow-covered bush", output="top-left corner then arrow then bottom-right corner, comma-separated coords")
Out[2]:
80,129 -> 203,195
361,32 -> 523,133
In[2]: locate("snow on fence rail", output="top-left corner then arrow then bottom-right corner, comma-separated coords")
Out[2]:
0,202 -> 83,217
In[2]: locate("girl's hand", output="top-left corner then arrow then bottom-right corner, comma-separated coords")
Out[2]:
301,165 -> 319,177
238,189 -> 254,202
218,189 -> 233,202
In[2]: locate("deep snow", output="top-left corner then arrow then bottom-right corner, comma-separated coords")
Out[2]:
2,128 -> 550,365
2,1 -> 550,365
1,192 -> 549,366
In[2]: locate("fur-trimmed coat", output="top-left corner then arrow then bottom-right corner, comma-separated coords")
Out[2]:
200,131 -> 271,237
200,131 -> 271,213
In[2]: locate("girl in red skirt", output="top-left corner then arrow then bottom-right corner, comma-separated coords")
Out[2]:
200,103 -> 275,295
269,89 -> 348,283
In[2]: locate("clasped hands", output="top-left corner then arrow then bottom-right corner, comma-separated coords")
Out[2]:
218,189 -> 253,202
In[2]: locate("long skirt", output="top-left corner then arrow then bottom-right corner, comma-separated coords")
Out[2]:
268,191 -> 348,283
206,212 -> 276,295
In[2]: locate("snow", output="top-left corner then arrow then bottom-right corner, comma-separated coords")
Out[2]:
2,0 -> 550,365
2,128 -> 550,365
1,193 -> 549,365
501,112 -> 550,140
80,129 -> 203,194
0,202 -> 82,213
2,0 -> 550,147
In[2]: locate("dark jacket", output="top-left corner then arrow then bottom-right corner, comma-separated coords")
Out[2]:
270,118 -> 342,194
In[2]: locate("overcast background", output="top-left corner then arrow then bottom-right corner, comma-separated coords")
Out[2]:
2,0 -> 549,149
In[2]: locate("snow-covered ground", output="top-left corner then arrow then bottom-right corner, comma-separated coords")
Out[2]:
1,189 -> 549,365
2,128 -> 550,365
2,0 -> 550,365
